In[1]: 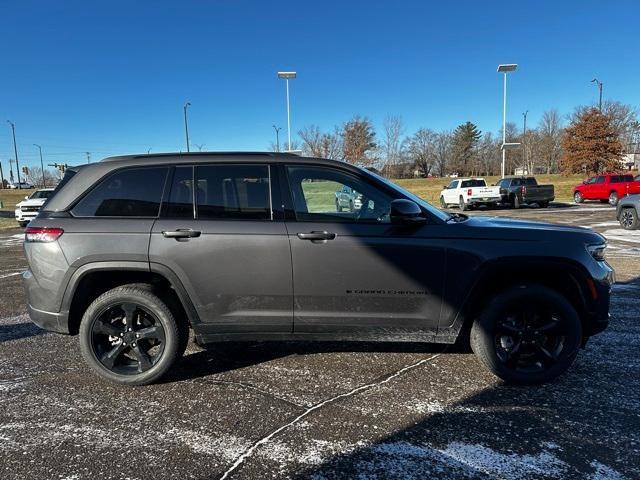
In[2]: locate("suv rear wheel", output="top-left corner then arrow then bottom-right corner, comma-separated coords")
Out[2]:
79,285 -> 185,385
470,285 -> 582,385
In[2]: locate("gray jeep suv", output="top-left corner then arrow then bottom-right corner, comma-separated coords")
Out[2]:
23,152 -> 614,386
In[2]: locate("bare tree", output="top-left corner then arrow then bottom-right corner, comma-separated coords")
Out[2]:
382,115 -> 404,169
405,128 -> 437,177
434,131 -> 452,177
538,110 -> 563,174
299,125 -> 343,159
25,166 -> 57,187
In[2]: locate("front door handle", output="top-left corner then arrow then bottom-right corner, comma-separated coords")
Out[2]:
162,229 -> 201,239
297,231 -> 336,241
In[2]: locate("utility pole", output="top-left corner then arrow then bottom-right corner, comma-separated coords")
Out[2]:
591,78 -> 603,111
7,121 -> 22,188
0,160 -> 4,188
272,125 -> 281,152
522,110 -> 528,174
9,159 -> 15,183
85,152 -> 91,164
183,102 -> 191,152
33,144 -> 46,187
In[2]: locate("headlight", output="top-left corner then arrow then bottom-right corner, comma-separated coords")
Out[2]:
587,243 -> 607,262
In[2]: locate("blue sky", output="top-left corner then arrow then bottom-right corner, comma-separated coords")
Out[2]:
1,0 -> 639,168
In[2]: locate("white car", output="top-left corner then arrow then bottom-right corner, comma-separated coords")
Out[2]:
14,188 -> 55,227
440,178 -> 502,211
8,181 -> 35,189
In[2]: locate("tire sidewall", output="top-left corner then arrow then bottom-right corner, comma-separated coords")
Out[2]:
574,192 -> 583,203
79,288 -> 180,386
609,192 -> 618,206
470,285 -> 583,385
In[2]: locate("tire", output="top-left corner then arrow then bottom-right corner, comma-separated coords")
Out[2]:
511,194 -> 520,209
459,196 -> 467,211
79,285 -> 185,386
440,196 -> 447,209
18,221 -> 28,228
335,199 -> 342,212
619,207 -> 640,230
349,200 -> 354,212
470,285 -> 582,385
608,191 -> 618,206
573,191 -> 583,204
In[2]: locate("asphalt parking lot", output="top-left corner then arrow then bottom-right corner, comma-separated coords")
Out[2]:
1,203 -> 638,480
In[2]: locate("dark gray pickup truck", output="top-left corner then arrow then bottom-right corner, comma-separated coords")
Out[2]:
498,176 -> 555,208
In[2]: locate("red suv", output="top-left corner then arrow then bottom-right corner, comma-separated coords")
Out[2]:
573,173 -> 640,206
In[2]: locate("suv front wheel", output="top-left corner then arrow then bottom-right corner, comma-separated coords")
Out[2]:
470,285 -> 582,385
79,285 -> 184,385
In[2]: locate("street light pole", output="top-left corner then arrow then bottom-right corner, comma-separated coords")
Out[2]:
272,125 -> 281,152
183,102 -> 191,152
34,144 -> 46,187
7,121 -> 22,188
522,110 -> 528,174
85,152 -> 91,164
497,64 -> 518,178
277,72 -> 296,151
591,78 -> 603,111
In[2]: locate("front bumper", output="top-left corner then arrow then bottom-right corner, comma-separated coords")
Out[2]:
14,209 -> 38,222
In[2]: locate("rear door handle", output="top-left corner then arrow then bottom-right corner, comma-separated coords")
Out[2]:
162,229 -> 201,239
297,231 -> 336,241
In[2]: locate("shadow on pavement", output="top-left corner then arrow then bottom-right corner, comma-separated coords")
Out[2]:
0,321 -> 45,343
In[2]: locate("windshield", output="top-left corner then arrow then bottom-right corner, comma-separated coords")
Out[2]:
360,167 -> 451,222
29,190 -> 54,200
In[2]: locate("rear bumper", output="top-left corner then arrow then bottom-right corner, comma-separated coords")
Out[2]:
468,197 -> 501,205
27,304 -> 70,334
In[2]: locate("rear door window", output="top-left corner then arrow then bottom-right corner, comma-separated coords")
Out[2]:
72,167 -> 168,217
595,176 -> 606,184
196,164 -> 271,220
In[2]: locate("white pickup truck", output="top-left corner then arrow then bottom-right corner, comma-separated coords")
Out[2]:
439,178 -> 501,211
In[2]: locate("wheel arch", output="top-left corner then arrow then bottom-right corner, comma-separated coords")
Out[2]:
443,257 -> 594,343
64,262 -> 199,335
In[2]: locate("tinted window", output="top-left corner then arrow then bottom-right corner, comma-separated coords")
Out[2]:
447,180 -> 458,189
165,166 -> 194,218
461,179 -> 486,188
287,165 -> 392,223
622,175 -> 634,182
585,177 -> 596,184
196,165 -> 271,220
595,176 -> 606,184
72,167 -> 168,217
525,177 -> 537,185
29,190 -> 54,199
610,175 -> 620,183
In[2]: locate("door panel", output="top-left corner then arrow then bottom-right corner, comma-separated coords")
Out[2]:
287,222 -> 445,334
149,163 -> 293,334
283,164 -> 445,335
149,219 -> 292,333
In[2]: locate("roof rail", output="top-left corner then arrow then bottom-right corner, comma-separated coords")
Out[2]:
101,151 -> 301,162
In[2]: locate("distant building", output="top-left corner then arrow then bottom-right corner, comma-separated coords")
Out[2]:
622,153 -> 639,170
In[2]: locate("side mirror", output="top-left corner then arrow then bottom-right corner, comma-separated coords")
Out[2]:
443,185 -> 448,189
24,195 -> 29,200
390,199 -> 426,224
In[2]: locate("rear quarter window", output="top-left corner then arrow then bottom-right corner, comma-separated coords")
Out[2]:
71,167 -> 168,217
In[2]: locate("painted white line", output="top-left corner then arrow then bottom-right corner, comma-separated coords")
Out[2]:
602,229 -> 640,244
590,222 -> 621,228
219,352 -> 442,480
0,272 -> 22,279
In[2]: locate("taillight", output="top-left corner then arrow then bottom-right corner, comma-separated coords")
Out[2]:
521,185 -> 527,195
24,227 -> 64,243
467,188 -> 472,196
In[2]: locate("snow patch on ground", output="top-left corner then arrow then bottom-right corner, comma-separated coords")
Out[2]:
0,234 -> 24,249
352,441 -> 571,479
602,229 -> 640,244
589,460 -> 629,480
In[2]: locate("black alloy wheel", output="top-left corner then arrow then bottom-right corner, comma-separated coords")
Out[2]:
91,302 -> 165,375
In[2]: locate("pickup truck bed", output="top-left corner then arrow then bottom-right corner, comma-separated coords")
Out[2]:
498,177 -> 555,208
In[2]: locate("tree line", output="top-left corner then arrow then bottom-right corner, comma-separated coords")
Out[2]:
284,100 -> 639,177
